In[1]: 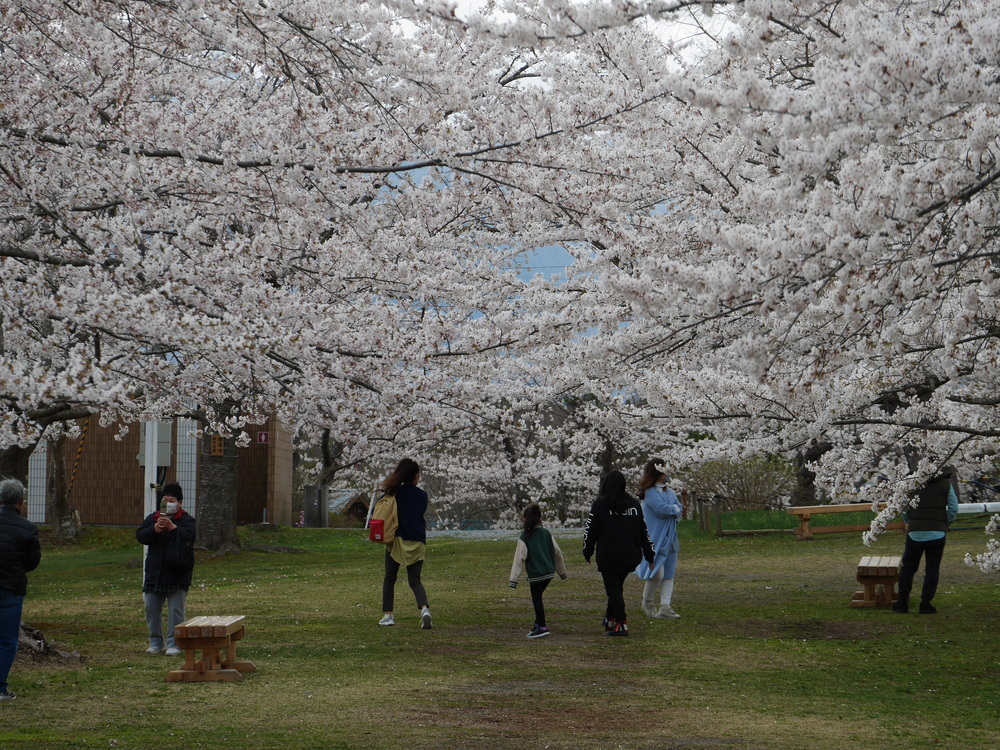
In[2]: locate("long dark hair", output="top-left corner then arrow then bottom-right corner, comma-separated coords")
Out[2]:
522,503 -> 542,535
380,458 -> 420,495
638,459 -> 666,499
598,470 -> 631,508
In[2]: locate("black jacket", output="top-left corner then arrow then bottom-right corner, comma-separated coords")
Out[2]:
582,472 -> 654,573
394,483 -> 429,544
0,505 -> 42,596
136,510 -> 197,588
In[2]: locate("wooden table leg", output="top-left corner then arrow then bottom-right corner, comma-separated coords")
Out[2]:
221,627 -> 257,674
798,514 -> 812,540
167,635 -> 248,682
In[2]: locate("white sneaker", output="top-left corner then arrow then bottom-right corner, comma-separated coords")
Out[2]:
145,646 -> 163,654
655,604 -> 680,620
378,614 -> 395,626
420,608 -> 432,630
165,647 -> 182,656
642,600 -> 657,618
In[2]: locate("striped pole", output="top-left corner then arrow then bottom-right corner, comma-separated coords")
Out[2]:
66,416 -> 90,500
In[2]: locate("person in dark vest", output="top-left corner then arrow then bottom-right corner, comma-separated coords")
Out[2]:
892,469 -> 958,614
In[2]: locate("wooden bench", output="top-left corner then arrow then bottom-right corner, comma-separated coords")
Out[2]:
786,503 -> 905,540
850,556 -> 901,608
166,616 -> 257,683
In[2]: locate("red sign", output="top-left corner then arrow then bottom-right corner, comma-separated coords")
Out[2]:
257,432 -> 269,444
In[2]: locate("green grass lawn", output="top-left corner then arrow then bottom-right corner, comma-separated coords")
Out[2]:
4,523 -> 999,750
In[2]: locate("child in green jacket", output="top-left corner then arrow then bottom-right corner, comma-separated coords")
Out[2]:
509,503 -> 567,638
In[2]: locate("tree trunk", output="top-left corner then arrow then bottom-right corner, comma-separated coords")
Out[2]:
0,444 -> 32,485
46,437 -> 73,537
596,437 -> 617,479
792,441 -> 832,507
196,433 -> 241,553
502,434 -> 533,513
318,430 -> 345,485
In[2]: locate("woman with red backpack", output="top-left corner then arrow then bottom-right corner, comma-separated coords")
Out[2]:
377,458 -> 433,630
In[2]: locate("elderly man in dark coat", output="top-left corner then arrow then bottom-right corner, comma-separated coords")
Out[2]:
0,478 -> 42,701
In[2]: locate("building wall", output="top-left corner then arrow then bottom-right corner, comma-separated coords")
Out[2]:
63,419 -> 181,526
236,430 -> 269,526
27,416 -> 291,527
235,417 -> 293,526
267,417 -> 293,526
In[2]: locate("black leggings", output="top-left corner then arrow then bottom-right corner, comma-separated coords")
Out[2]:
601,570 -> 630,622
382,549 -> 428,612
529,579 -> 551,627
897,534 -> 947,604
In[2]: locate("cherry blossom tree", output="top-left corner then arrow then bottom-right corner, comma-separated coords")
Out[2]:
515,0 -> 1000,566
3,0 -> 998,572
0,1 -> 677,541
422,0 -> 999,566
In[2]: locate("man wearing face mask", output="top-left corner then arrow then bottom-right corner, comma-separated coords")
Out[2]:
136,483 -> 196,656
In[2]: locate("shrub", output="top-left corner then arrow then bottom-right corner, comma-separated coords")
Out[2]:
680,455 -> 796,510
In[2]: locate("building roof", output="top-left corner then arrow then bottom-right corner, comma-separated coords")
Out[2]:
328,488 -> 367,513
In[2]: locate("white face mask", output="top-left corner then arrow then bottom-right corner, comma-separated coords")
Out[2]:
165,501 -> 180,516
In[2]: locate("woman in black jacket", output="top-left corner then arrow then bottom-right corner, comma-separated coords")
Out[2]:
582,471 -> 654,637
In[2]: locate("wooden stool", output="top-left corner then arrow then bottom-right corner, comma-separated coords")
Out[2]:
166,616 -> 257,682
850,556 -> 901,608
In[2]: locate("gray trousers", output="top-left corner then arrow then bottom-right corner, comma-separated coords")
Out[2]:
144,589 -> 187,649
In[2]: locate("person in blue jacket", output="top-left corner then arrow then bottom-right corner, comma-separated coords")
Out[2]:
634,460 -> 684,619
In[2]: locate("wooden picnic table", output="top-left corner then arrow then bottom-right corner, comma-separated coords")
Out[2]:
850,556 -> 901,608
786,502 -> 905,540
166,615 -> 256,683
788,500 -> 1000,540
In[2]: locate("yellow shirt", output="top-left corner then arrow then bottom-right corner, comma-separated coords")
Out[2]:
389,537 -> 426,566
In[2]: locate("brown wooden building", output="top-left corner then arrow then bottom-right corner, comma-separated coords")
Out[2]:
25,417 -> 293,527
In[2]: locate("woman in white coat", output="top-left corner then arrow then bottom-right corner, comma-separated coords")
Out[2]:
635,460 -> 683,619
